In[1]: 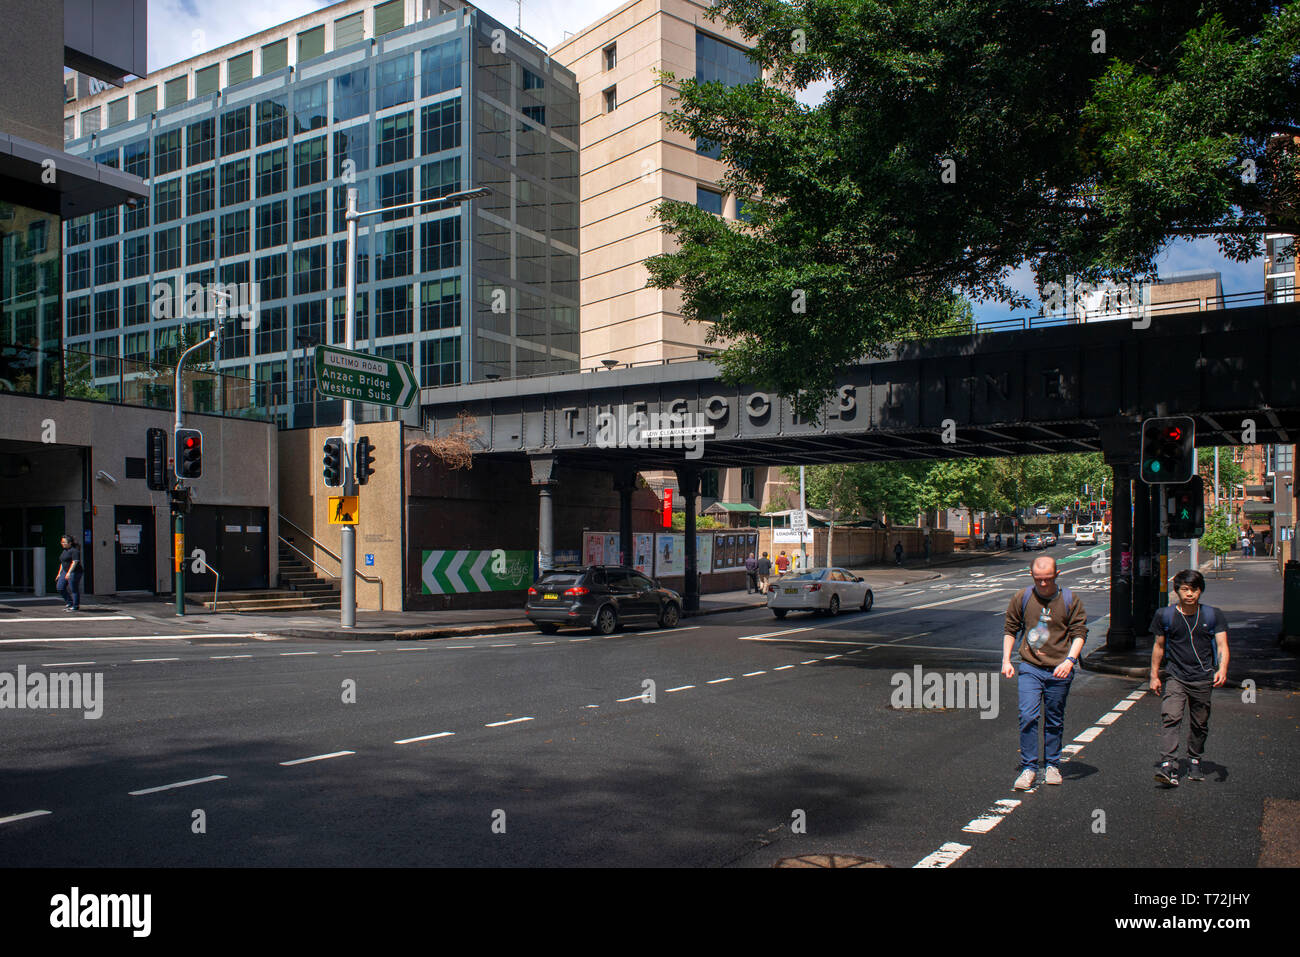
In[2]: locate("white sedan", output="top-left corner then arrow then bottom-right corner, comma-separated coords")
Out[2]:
767,567 -> 874,618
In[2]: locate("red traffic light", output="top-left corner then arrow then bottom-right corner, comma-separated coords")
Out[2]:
184,436 -> 197,449
1165,426 -> 1182,441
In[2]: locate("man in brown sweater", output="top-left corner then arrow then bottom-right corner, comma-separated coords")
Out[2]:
1001,555 -> 1089,790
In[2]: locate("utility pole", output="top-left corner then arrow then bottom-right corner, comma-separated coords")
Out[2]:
173,331 -> 216,616
799,465 -> 807,571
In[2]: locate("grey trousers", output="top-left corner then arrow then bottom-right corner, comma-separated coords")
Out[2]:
1160,677 -> 1213,763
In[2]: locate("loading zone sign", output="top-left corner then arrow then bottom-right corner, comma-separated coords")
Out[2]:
421,549 -> 536,594
314,344 -> 416,408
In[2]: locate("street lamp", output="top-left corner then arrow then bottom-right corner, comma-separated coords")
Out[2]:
338,184 -> 491,627
173,330 -> 217,616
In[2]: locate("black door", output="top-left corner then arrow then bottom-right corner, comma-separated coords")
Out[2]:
114,506 -> 155,592
183,505 -> 269,593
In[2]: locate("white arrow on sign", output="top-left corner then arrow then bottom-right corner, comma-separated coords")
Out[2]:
468,551 -> 491,592
445,550 -> 469,593
396,360 -> 416,408
422,550 -> 443,594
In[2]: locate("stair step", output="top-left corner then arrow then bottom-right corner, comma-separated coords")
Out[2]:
204,600 -> 341,612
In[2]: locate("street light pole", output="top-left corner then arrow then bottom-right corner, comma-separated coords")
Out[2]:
174,330 -> 216,617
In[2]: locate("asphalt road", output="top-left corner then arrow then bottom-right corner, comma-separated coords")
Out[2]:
1,544 -> 1295,868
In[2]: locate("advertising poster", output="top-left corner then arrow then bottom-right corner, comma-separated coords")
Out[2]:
633,533 -> 654,577
654,533 -> 684,577
603,533 -> 620,566
696,533 -> 713,574
584,532 -> 606,566
421,550 -> 536,593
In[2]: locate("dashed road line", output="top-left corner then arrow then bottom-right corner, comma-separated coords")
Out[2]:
706,677 -> 733,684
914,842 -> 972,868
210,654 -> 252,660
0,810 -> 52,826
132,657 -> 180,663
962,799 -> 1021,834
4,615 -> 136,623
39,661 -> 96,667
280,651 -> 318,656
340,649 -> 378,654
129,774 -> 228,796
485,717 -> 534,727
279,751 -> 355,766
665,685 -> 694,693
742,671 -> 766,677
394,732 -> 454,744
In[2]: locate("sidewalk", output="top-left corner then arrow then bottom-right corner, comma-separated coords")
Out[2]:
1082,556 -> 1298,689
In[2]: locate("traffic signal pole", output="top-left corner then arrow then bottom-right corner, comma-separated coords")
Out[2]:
173,331 -> 216,617
341,188 -> 359,629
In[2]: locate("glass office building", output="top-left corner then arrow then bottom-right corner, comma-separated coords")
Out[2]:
63,6 -> 579,426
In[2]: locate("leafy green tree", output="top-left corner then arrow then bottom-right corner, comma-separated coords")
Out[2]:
647,0 -> 1300,416
1199,505 -> 1237,578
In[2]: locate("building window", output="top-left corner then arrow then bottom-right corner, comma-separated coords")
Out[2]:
376,169 -> 412,220
164,75 -> 188,108
421,336 -> 460,387
374,0 -> 405,38
298,25 -> 325,63
94,147 -> 119,169
293,191 -> 327,241
292,136 -> 328,188
222,316 -> 250,359
696,32 -> 760,87
421,38 -> 462,97
420,275 -> 460,331
603,44 -> 617,70
255,200 -> 287,249
123,140 -> 150,178
375,227 -> 413,280
374,284 -> 413,338
153,130 -> 182,176
220,106 -> 250,154
67,296 -> 91,337
94,206 -> 118,241
153,178 -> 181,223
135,86 -> 157,115
331,293 -> 369,342
186,219 -> 214,265
227,51 -> 253,86
376,54 -> 414,109
93,244 -> 118,285
376,112 -> 413,165
696,186 -> 724,215
195,64 -> 219,97
124,196 -> 149,232
603,86 -> 617,113
256,253 -> 287,301
255,148 -> 288,196
186,168 -> 215,216
124,236 -> 149,278
333,124 -> 370,176
293,245 -> 327,295
420,156 -> 460,202
294,81 -> 328,134
67,215 -> 91,248
220,158 -> 249,206
220,210 -> 250,257
187,118 -> 215,165
123,284 -> 149,327
332,236 -> 369,288
420,99 -> 461,155
81,106 -> 101,135
292,299 -> 326,351
335,10 -> 364,47
256,97 -> 288,145
261,38 -> 288,75
420,216 -> 460,271
256,307 -> 287,355
93,290 -> 119,332
154,227 -> 181,272
123,330 -> 149,363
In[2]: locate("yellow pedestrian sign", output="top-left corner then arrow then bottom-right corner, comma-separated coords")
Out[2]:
329,496 -> 360,525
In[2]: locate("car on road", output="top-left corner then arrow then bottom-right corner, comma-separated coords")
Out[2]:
767,567 -> 874,618
525,565 -> 682,635
1034,504 -> 1050,515
1021,534 -> 1045,550
1041,532 -> 1057,547
1074,525 -> 1097,545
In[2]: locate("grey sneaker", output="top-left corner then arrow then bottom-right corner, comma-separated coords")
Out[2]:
1155,762 -> 1179,787
1044,765 -> 1062,785
1187,759 -> 1205,781
1014,768 -> 1036,790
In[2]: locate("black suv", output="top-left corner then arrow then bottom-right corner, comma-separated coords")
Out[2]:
526,565 -> 683,635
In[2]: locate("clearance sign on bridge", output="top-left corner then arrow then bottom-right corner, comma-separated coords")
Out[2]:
314,344 -> 417,408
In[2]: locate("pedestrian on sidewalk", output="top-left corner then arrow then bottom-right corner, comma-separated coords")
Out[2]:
894,541 -> 904,566
1149,569 -> 1229,787
923,535 -> 931,564
744,552 -> 758,593
776,551 -> 790,575
56,534 -> 82,611
1002,555 -> 1088,790
757,552 -> 772,593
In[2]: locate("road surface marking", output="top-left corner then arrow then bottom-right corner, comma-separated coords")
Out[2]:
444,645 -> 475,649
394,647 -> 429,651
394,732 -> 454,744
341,649 -> 377,654
1073,727 -> 1104,743
706,677 -> 733,684
129,775 -> 227,796
738,627 -> 813,641
568,638 -> 591,642
1061,744 -> 1084,761
1095,711 -> 1122,726
582,704 -> 600,708
279,751 -> 355,766
740,637 -> 873,646
742,671 -> 766,677
962,799 -> 1021,834
41,661 -> 95,666
0,633 -> 264,644
132,657 -> 180,662
4,615 -> 136,623
0,810 -> 52,826
1126,690 -> 1147,700
617,693 -> 650,702
534,640 -> 556,645
800,659 -> 820,665
773,665 -> 795,671
280,651 -> 318,656
914,842 -> 972,868
491,644 -> 516,647
485,717 -> 534,727
665,685 -> 694,693
210,654 -> 252,659
825,654 -> 843,659
1113,699 -> 1135,711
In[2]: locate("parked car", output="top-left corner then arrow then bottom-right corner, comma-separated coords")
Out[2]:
1034,504 -> 1050,516
1041,532 -> 1057,547
1074,525 -> 1097,545
525,565 -> 682,635
767,567 -> 874,618
1021,534 -> 1045,551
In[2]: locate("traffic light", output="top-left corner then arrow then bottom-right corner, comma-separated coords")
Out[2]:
1140,415 -> 1195,484
323,436 -> 343,487
169,485 -> 192,515
1168,476 -> 1204,538
175,428 -> 203,479
355,435 -> 376,485
147,428 -> 168,491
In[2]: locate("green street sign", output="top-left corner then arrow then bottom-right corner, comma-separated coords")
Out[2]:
314,344 -> 416,408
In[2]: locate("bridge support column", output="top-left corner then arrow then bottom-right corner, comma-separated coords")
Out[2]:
530,453 -> 558,574
1131,478 -> 1151,638
675,467 -> 700,612
1106,465 -> 1135,651
614,469 -> 637,566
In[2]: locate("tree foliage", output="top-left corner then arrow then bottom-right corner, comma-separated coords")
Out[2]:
647,0 -> 1300,415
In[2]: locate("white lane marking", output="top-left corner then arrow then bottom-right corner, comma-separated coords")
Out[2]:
1095,711 -> 1122,726
535,641 -> 557,645
3,615 -> 136,623
894,589 -> 924,597
665,685 -> 694,693
0,809 -> 52,826
1126,690 -> 1147,700
739,637 -> 873,646
1073,727 -> 1104,743
800,659 -> 820,665
129,774 -> 228,796
485,717 -> 534,727
394,647 -> 429,652
210,654 -> 252,660
568,638 -> 591,642
132,657 -> 180,662
1060,744 -> 1085,761
706,677 -> 733,684
739,636 -> 1002,655
582,704 -> 600,709
0,633 -> 265,644
1113,699 -> 1135,711
444,645 -> 475,649
962,799 -> 1021,834
742,671 -> 766,677
280,652 -> 318,656
825,654 -> 843,659
616,693 -> 650,702
626,626 -> 700,637
914,842 -> 972,868
39,661 -> 96,667
491,644 -> 516,647
773,665 -> 795,671
394,732 -> 454,744
341,649 -> 377,654
738,627 -> 814,641
279,751 -> 355,766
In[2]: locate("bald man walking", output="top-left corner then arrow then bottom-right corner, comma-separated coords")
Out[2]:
1002,555 -> 1089,790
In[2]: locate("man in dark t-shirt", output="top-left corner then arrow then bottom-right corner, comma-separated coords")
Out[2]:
56,534 -> 82,611
1150,569 -> 1229,786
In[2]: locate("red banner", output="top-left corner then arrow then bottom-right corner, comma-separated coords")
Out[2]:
663,487 -> 673,527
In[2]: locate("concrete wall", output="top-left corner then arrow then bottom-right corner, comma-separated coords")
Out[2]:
758,527 -> 955,568
0,394 -> 277,593
277,418 -> 404,611
0,0 -> 64,149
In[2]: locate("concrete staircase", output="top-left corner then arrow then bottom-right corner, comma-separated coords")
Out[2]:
200,540 -> 340,613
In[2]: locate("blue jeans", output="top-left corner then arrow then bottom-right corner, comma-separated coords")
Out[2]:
1018,661 -> 1074,769
57,569 -> 81,609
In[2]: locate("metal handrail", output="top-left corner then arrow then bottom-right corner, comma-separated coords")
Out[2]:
278,515 -> 383,609
191,554 -> 221,611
